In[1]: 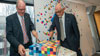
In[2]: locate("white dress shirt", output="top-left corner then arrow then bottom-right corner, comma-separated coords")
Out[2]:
17,13 -> 25,29
59,13 -> 66,39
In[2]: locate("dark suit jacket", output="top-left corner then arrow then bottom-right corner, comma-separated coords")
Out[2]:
6,12 -> 35,56
49,13 -> 80,51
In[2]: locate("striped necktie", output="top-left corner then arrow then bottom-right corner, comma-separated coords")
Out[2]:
21,16 -> 29,44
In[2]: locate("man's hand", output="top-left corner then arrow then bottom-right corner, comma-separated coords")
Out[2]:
49,31 -> 54,41
32,30 -> 41,43
18,44 -> 25,56
50,31 -> 54,37
37,39 -> 41,43
49,37 -> 52,41
32,30 -> 38,39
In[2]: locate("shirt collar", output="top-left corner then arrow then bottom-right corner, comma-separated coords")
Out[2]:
17,13 -> 24,19
62,12 -> 65,19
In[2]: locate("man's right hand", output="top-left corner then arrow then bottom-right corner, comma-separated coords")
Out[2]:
18,44 -> 25,56
49,31 -> 54,37
49,37 -> 52,41
37,39 -> 41,43
49,31 -> 54,41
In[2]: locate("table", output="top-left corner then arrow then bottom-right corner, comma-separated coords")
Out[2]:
25,46 -> 77,56
58,46 -> 77,56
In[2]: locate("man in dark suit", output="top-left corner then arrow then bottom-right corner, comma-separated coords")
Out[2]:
6,0 -> 40,56
49,3 -> 82,56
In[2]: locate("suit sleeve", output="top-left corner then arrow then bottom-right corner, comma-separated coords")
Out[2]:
72,14 -> 80,48
6,17 -> 20,51
49,16 -> 56,31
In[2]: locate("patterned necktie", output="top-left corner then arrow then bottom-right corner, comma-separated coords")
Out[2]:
21,16 -> 29,44
59,18 -> 65,41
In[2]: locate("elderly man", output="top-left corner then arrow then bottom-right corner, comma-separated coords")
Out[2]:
49,3 -> 82,56
6,0 -> 39,56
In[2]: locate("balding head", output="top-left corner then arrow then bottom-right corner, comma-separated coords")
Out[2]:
55,3 -> 65,17
55,3 -> 62,12
16,0 -> 26,16
16,0 -> 26,7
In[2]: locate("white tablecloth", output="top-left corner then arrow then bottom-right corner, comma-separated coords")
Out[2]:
58,46 -> 77,56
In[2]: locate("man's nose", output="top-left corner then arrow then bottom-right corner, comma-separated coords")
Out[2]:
21,10 -> 25,13
22,10 -> 24,12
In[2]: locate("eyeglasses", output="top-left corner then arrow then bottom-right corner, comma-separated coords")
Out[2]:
18,8 -> 25,11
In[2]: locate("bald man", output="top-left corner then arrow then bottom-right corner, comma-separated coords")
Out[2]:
49,3 -> 82,56
6,0 -> 39,56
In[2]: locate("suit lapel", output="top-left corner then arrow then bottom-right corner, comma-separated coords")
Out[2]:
65,13 -> 69,34
65,13 -> 69,22
15,13 -> 22,30
14,13 -> 23,35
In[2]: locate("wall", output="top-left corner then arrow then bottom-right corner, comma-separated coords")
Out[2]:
95,6 -> 100,12
34,0 -> 96,56
34,0 -> 58,41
